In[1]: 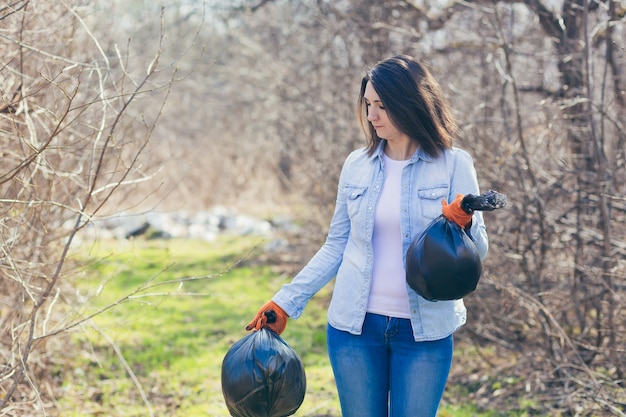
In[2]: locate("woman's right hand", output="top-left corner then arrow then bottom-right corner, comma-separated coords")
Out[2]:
245,300 -> 288,335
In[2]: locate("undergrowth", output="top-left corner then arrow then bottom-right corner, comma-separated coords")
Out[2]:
57,236 -> 527,416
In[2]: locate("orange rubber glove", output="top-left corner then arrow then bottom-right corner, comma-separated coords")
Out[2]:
442,194 -> 473,228
245,300 -> 288,335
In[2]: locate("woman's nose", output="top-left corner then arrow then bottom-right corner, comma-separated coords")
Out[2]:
367,108 -> 378,121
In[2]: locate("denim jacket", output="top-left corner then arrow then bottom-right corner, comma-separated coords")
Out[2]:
273,143 -> 489,341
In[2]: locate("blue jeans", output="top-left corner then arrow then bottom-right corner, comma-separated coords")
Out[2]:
327,313 -> 453,417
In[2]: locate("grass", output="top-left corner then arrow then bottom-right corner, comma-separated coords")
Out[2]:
57,236 -> 525,416
59,236 -> 339,416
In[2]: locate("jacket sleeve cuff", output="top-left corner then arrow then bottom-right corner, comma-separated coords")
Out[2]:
272,293 -> 303,320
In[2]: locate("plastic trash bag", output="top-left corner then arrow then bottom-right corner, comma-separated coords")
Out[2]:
221,328 -> 306,417
405,190 -> 507,301
406,215 -> 482,301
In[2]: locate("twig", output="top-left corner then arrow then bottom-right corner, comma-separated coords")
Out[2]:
92,324 -> 154,417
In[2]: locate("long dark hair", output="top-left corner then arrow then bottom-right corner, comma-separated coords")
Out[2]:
358,55 -> 458,157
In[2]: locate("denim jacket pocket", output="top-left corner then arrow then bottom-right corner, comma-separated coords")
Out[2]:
418,186 -> 449,219
345,185 -> 368,219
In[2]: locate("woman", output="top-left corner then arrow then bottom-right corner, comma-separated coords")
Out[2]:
246,55 -> 489,417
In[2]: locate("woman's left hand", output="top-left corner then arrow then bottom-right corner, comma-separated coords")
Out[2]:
441,194 -> 472,228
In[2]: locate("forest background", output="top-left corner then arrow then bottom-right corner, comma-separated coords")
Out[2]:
1,0 -> 625,415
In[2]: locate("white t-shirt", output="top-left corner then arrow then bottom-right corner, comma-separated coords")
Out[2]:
367,153 -> 411,319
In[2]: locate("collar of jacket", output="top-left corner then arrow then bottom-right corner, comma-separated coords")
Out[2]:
373,140 -> 435,164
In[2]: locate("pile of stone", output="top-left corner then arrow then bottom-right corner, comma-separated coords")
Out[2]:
77,207 -> 296,242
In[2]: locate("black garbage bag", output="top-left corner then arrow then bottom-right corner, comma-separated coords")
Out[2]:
221,328 -> 306,417
406,190 -> 507,301
406,215 -> 482,301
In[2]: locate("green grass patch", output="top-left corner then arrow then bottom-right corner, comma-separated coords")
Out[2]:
59,237 -> 340,416
58,236 -> 524,416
